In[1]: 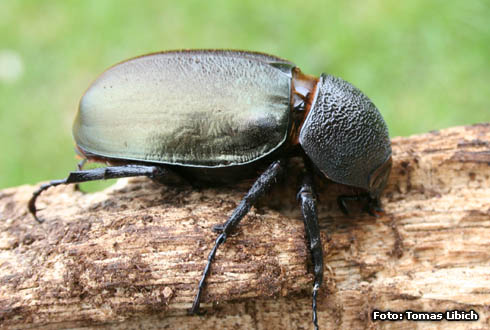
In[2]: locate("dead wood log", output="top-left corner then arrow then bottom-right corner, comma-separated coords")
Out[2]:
0,124 -> 489,329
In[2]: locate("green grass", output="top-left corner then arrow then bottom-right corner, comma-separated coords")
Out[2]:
1,0 -> 489,189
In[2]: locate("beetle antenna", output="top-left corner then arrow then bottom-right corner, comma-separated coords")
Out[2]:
313,283 -> 320,330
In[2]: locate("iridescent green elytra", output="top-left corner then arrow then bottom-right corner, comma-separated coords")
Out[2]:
74,50 -> 294,167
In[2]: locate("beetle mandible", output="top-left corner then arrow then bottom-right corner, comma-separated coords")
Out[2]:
28,50 -> 392,330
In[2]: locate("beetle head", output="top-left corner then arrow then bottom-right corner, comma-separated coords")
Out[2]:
299,74 -> 392,199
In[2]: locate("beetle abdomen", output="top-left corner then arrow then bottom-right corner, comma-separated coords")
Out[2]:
73,50 -> 294,167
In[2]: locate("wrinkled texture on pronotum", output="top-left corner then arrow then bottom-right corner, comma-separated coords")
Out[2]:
29,50 -> 392,330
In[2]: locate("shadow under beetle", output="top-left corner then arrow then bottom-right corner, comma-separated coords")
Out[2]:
28,50 -> 392,330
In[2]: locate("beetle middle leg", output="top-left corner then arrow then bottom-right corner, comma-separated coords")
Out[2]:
28,164 -> 168,223
190,159 -> 286,315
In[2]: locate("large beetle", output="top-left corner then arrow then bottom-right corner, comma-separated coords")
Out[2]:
28,50 -> 392,330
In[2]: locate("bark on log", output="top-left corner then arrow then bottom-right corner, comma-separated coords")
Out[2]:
1,124 -> 489,329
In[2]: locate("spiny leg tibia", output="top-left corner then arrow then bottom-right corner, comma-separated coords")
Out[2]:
189,159 -> 285,314
297,170 -> 323,330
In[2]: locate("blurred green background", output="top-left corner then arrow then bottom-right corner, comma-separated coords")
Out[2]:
0,0 -> 488,189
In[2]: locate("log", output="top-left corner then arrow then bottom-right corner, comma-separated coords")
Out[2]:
1,124 -> 489,329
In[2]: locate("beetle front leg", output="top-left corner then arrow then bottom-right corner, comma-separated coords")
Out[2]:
297,169 -> 323,330
190,159 -> 286,315
28,165 -> 168,223
337,193 -> 383,216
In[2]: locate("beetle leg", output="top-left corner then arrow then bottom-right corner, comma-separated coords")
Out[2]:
211,224 -> 224,233
77,158 -> 87,171
368,196 -> 384,214
337,194 -> 384,216
28,165 -> 167,223
297,169 -> 323,330
190,159 -> 286,315
337,195 -> 359,215
73,159 -> 88,192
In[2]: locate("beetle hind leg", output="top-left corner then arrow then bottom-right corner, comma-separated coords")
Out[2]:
190,159 -> 286,315
28,165 -> 167,223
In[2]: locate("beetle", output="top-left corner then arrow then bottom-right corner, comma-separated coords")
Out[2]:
28,50 -> 392,330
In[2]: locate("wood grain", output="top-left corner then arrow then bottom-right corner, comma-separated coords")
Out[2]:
1,124 -> 489,329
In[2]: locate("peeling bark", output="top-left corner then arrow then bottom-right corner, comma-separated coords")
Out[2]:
1,124 -> 489,329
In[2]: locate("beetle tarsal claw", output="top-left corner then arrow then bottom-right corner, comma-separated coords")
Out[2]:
188,307 -> 207,316
365,196 -> 384,217
32,213 -> 45,224
28,203 -> 45,223
29,204 -> 45,223
187,304 -> 197,315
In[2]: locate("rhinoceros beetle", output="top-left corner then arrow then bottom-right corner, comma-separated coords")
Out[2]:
29,50 -> 392,330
